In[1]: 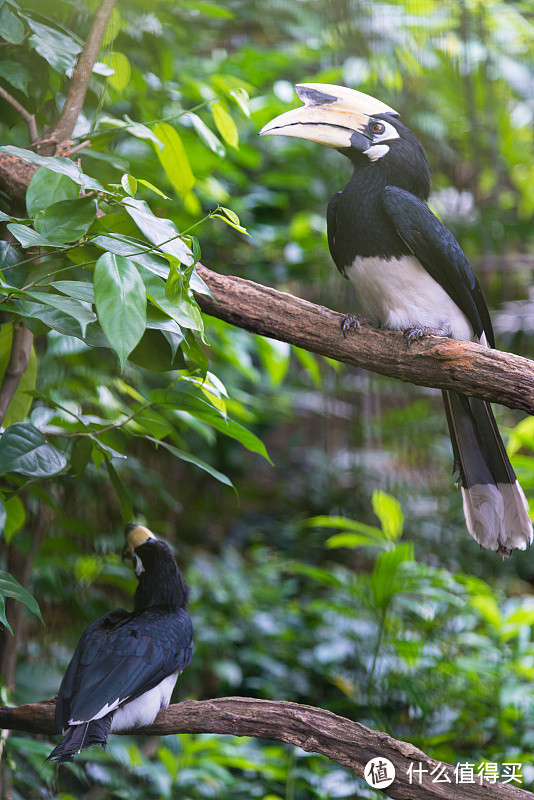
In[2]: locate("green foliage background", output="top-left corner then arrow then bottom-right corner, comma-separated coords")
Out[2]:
0,0 -> 533,797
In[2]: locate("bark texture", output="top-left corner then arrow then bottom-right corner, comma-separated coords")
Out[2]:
0,697 -> 531,800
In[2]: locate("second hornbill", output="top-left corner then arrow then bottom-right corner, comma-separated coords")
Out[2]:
48,524 -> 193,764
260,83 -> 532,555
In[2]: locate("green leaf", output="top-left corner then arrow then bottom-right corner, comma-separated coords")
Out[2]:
0,147 -> 106,193
0,60 -> 31,94
188,113 -> 225,157
142,271 -> 203,332
229,88 -> 251,118
153,122 -> 195,197
370,543 -> 414,611
106,461 -> 133,522
136,179 -> 170,199
256,337 -> 290,386
0,322 -> 37,426
34,198 -> 97,245
94,253 -> 147,370
211,102 -> 239,148
25,292 -> 96,337
6,224 -> 57,249
25,17 -> 81,75
105,52 -> 131,92
121,174 -> 137,196
0,570 -> 44,627
0,6 -> 25,44
147,437 -> 234,488
50,280 -> 94,304
26,168 -> 80,217
2,496 -> 26,543
372,490 -> 404,541
0,423 -> 67,477
123,198 -> 194,266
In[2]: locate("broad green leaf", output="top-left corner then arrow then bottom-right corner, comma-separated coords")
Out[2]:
229,88 -> 251,118
93,234 -> 170,279
0,60 -> 31,94
25,291 -> 96,336
105,51 -> 131,92
142,271 -> 203,331
123,198 -> 194,266
50,280 -> 94,303
34,198 -> 97,245
25,17 -> 81,74
26,168 -> 79,216
370,543 -> 413,611
0,6 -> 25,44
0,595 -> 10,634
121,174 -> 137,196
0,423 -> 67,477
2,496 -> 26,543
129,329 -> 185,372
106,461 -> 133,522
0,147 -> 106,193
136,179 -> 170,199
293,347 -> 322,387
372,490 -> 404,541
6,224 -> 56,249
0,570 -> 44,627
211,102 -> 239,148
153,122 -> 195,197
147,436 -> 233,488
188,113 -> 225,157
94,253 -> 147,370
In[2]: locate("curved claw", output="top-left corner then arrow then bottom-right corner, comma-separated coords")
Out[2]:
341,314 -> 363,338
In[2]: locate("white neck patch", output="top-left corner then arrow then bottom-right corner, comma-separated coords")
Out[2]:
133,553 -> 145,575
363,144 -> 390,161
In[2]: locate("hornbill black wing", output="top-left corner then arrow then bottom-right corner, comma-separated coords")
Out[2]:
381,186 -> 494,347
56,607 -> 193,731
326,191 -> 344,275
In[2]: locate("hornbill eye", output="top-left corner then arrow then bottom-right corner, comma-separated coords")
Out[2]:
369,121 -> 386,135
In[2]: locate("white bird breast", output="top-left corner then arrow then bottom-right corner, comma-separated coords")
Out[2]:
345,254 -> 473,340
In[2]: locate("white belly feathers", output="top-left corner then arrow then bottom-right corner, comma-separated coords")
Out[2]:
109,672 -> 178,732
345,255 -> 473,341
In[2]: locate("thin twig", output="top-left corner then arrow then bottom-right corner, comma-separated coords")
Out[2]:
0,86 -> 38,143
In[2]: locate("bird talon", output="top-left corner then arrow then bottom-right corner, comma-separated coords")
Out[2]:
341,314 -> 363,337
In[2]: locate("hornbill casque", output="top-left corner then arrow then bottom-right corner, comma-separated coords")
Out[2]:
47,524 -> 193,764
260,83 -> 532,555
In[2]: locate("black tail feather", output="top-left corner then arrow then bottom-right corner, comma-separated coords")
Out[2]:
47,717 -> 112,765
442,389 -> 532,554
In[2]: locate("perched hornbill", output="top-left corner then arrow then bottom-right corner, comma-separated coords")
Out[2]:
260,83 -> 532,555
47,524 -> 193,764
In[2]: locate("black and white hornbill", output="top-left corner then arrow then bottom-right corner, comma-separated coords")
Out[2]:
47,524 -> 193,764
260,83 -> 532,555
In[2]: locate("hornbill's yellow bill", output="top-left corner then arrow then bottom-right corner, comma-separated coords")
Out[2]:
122,523 -> 157,560
259,83 -> 399,151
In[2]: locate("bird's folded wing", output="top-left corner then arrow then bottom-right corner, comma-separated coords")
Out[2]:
381,186 -> 494,346
57,607 -> 193,728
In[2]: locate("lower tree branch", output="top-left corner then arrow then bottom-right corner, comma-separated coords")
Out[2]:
195,265 -> 534,415
0,323 -> 34,427
0,697 -> 530,799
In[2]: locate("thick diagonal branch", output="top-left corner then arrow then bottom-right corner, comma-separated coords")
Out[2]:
0,697 -> 530,800
47,0 -> 119,149
194,265 -> 534,415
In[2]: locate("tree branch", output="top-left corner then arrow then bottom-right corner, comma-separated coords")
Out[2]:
0,86 -> 38,144
0,323 -> 33,428
45,0 -> 119,151
0,697 -> 530,799
194,265 -> 534,415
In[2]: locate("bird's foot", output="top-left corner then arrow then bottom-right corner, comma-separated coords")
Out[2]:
341,313 -> 375,338
403,323 -> 453,346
